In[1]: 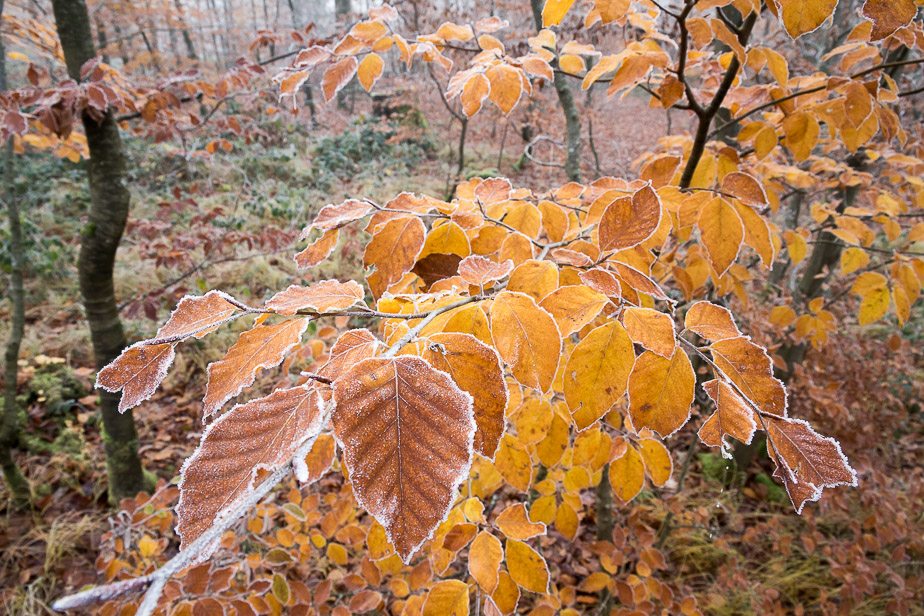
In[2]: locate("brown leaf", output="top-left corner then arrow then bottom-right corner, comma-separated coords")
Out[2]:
332,356 -> 475,563
156,290 -> 243,341
203,319 -> 309,416
310,199 -> 373,231
176,386 -> 325,550
266,280 -> 365,315
765,416 -> 857,514
364,216 -> 426,297
458,255 -> 514,287
709,336 -> 787,417
627,349 -> 695,438
317,329 -> 381,381
97,343 -> 176,413
862,0 -> 917,40
598,184 -> 662,251
413,253 -> 463,287
721,171 -> 768,207
698,379 -> 758,458
295,229 -> 339,269
416,333 -> 507,459
321,56 -> 358,102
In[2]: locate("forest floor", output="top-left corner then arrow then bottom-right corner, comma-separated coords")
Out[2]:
1,84 -> 923,615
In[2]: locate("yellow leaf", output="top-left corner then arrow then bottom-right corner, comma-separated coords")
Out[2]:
469,532 -> 503,593
486,64 -> 524,116
421,221 -> 471,258
495,433 -> 533,491
491,291 -> 561,392
507,259 -> 560,302
840,247 -> 870,274
627,349 -> 695,438
623,307 -> 676,358
461,73 -> 490,117
423,580 -> 470,616
858,285 -> 890,325
783,112 -> 820,162
769,305 -> 796,327
608,443 -> 645,502
775,0 -> 838,38
698,197 -> 744,277
636,438 -> 672,487
515,398 -> 553,444
554,501 -> 580,539
536,413 -> 570,467
542,0 -> 577,26
506,540 -> 550,594
539,285 -> 609,336
684,301 -> 742,341
559,53 -> 585,74
564,321 -> 635,431
357,53 -> 384,91
495,503 -> 547,540
490,571 -> 520,615
783,229 -> 807,264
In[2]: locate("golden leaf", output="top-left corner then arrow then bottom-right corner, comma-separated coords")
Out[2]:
623,307 -> 676,358
627,349 -> 695,438
608,442 -> 644,503
295,228 -> 340,269
495,503 -> 546,540
364,215 -> 426,297
709,336 -> 787,416
470,531 -> 504,593
423,580 -> 470,616
506,539 -> 550,594
698,197 -> 744,277
357,53 -> 384,91
598,184 -> 662,251
684,301 -> 741,341
491,291 -> 561,392
564,321 -> 635,431
539,284 -> 609,336
266,279 -> 365,315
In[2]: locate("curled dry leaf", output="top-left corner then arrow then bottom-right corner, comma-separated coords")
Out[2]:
203,318 -> 309,417
295,229 -> 339,269
266,279 -> 365,315
698,379 -> 758,459
598,184 -> 662,251
176,386 -> 325,551
331,356 -> 475,563
416,333 -> 507,459
310,199 -> 373,232
458,255 -> 515,287
299,433 -> 337,484
765,415 -> 858,514
491,291 -> 561,393
96,342 -> 176,413
564,321 -> 635,431
627,348 -> 695,438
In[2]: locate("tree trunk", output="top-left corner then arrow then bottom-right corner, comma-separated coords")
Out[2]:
0,0 -> 30,505
529,0 -> 582,182
173,0 -> 198,61
50,0 -> 147,503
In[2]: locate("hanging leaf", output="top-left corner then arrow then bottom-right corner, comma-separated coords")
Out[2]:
459,256 -> 515,287
415,333 -> 508,459
321,56 -> 358,102
266,280 -> 365,315
295,229 -> 340,269
331,356 -> 475,563
698,379 -> 758,459
698,197 -> 744,277
636,438 -> 672,487
494,503 -> 546,540
357,53 -> 384,91
684,301 -> 741,341
491,291 -> 561,392
469,531 -> 504,593
627,349 -> 695,438
155,290 -> 243,341
310,199 -> 373,231
505,540 -> 549,594
608,440 -> 645,502
709,336 -> 787,417
203,319 -> 309,417
564,321 -> 635,431
721,172 -> 768,207
765,416 -> 858,514
97,343 -> 176,413
598,184 -> 662,251
176,386 -> 325,550
623,307 -> 676,358
364,215 -> 427,297
774,0 -> 838,39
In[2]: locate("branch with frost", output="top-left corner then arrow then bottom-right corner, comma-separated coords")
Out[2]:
52,409 -> 331,615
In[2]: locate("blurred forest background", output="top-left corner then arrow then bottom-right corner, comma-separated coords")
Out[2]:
0,0 -> 923,615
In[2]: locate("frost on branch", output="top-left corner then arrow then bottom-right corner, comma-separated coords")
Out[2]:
331,356 -> 475,563
202,319 -> 309,417
96,342 -> 176,413
176,386 -> 325,552
765,416 -> 858,514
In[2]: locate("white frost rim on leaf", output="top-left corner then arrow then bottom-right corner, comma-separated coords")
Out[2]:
96,341 -> 177,414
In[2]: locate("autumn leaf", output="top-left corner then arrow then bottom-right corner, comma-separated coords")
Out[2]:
507,259 -> 560,301
698,379 -> 758,459
321,56 -> 358,102
458,256 -> 515,287
608,441 -> 644,503
469,531 -> 503,593
97,342 -> 176,413
636,438 -> 672,487
765,416 -> 858,514
506,539 -> 549,594
364,215 -> 426,297
774,0 -> 838,39
495,503 -> 546,540
721,172 -> 768,207
491,291 -> 561,392
295,229 -> 339,269
623,307 -> 676,358
564,321 -> 635,431
423,580 -> 469,616
698,197 -> 744,277
266,279 -> 365,315
598,184 -> 662,251
299,433 -> 337,484
310,199 -> 373,231
202,319 -> 309,417
495,433 -> 533,492
486,65 -> 524,115
684,301 -> 742,341
415,333 -> 507,459
542,0 -> 576,27
155,290 -> 243,341
357,53 -> 384,91
176,386 -> 325,550
539,284 -> 609,336
331,356 -> 475,563
316,328 -> 381,381
709,336 -> 787,417
627,349 -> 695,438
862,0 -> 917,40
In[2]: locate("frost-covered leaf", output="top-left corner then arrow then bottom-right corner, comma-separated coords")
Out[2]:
774,0 -> 838,39
539,285 -> 609,337
295,229 -> 339,269
862,0 -> 917,40
203,319 -> 309,417
698,379 -> 758,459
765,415 -> 858,514
96,343 -> 176,413
331,356 -> 475,563
469,531 -> 503,593
598,184 -> 662,251
155,290 -> 243,341
423,579 -> 469,616
491,291 -> 561,392
458,256 -> 514,287
321,56 -> 358,102
684,301 -> 741,341
176,386 -> 325,550
721,172 -> 768,207
627,349 -> 695,438
709,336 -> 787,416
608,440 -> 645,502
416,333 -> 507,459
698,197 -> 744,277
564,321 -> 635,431
317,328 -> 381,381
506,539 -> 549,594
495,503 -> 546,540
299,433 -> 336,484
266,279 -> 365,315
364,215 -> 426,297
623,307 -> 676,358
310,199 -> 373,232
611,262 -> 671,301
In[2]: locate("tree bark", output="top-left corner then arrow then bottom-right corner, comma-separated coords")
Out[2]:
51,0 -> 147,503
529,0 -> 581,181
0,0 -> 30,505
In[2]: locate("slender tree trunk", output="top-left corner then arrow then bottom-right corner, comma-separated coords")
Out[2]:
529,0 -> 581,181
0,0 -> 30,505
50,0 -> 147,503
173,0 -> 198,60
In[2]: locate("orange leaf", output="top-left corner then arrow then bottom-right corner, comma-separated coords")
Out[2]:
709,336 -> 787,416
317,328 -> 380,381
684,301 -> 741,341
97,343 -> 176,413
176,386 -> 325,550
539,285 -> 609,337
300,433 -> 337,484
423,580 -> 470,616
331,356 -> 475,563
364,215 -> 426,297
491,291 -> 561,392
775,0 -> 838,38
311,199 -> 373,231
295,228 -> 340,269
720,172 -> 768,207
495,503 -> 546,540
357,53 -> 384,91
636,438 -> 672,487
698,379 -> 758,458
564,321 -> 635,431
459,256 -> 515,287
862,0 -> 917,40
266,279 -> 365,315
321,56 -> 358,102
486,64 -> 524,115
202,319 -> 309,416
623,307 -> 676,358
627,349 -> 695,438
469,531 -> 503,593
505,539 -> 549,594
598,184 -> 662,251
698,197 -> 744,277
608,441 -> 645,502
155,290 -> 243,341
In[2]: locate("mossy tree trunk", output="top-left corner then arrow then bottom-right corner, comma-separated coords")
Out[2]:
0,0 -> 30,505
50,0 -> 147,503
